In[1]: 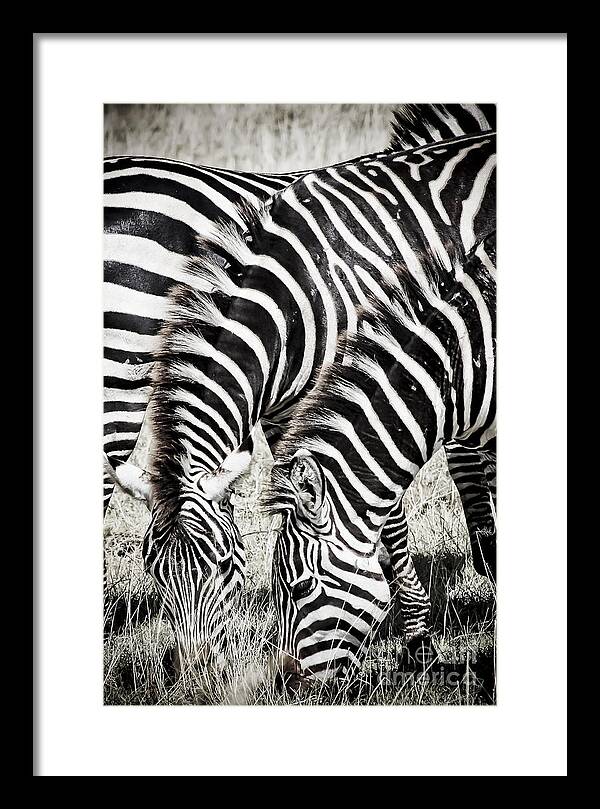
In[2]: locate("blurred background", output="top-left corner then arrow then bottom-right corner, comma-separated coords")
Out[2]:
104,103 -> 397,171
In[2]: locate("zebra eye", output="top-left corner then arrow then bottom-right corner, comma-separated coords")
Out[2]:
243,231 -> 253,244
292,578 -> 314,598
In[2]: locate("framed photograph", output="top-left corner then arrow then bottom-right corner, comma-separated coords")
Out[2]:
34,33 -> 567,776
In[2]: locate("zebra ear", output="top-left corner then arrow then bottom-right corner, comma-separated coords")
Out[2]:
198,448 -> 253,502
104,454 -> 152,507
288,451 -> 326,517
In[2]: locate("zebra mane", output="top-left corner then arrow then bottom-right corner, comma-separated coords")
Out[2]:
387,104 -> 496,152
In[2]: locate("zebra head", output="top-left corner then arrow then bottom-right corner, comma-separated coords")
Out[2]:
270,450 -> 391,690
105,451 -> 249,671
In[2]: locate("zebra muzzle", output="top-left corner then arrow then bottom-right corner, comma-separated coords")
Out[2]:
274,654 -> 311,695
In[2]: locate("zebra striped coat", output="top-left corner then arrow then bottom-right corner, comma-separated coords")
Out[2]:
104,106 -> 496,666
104,159 -> 298,509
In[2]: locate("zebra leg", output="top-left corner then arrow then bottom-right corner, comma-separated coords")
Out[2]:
481,448 -> 497,507
477,447 -> 496,578
379,502 -> 440,671
446,441 -> 496,580
379,500 -> 431,643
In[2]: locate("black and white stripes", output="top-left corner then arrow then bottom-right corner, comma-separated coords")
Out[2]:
103,158 -> 298,510
271,241 -> 496,681
104,105 -> 496,668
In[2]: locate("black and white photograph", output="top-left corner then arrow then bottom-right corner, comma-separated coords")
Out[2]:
34,34 -> 567,776
103,102 -> 497,706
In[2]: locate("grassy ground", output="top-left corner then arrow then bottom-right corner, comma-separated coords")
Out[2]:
104,428 -> 495,706
103,105 -> 496,705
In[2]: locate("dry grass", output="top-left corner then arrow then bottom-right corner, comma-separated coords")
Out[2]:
104,428 -> 495,706
103,104 -> 496,706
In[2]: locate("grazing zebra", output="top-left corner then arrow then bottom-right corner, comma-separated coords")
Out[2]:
270,239 -> 496,686
105,109 -> 496,666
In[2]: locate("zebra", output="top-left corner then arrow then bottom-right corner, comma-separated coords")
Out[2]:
105,108 -> 496,666
270,239 -> 496,686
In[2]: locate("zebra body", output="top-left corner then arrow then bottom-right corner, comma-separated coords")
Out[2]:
104,107 -> 496,665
